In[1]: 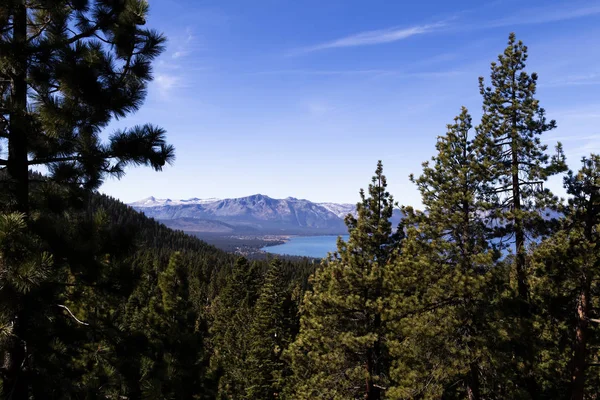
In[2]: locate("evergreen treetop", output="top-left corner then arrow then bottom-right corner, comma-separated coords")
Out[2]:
286,161 -> 399,400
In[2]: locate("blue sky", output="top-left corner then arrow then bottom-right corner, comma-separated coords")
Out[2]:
100,0 -> 600,207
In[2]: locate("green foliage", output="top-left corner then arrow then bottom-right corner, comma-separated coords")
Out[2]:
209,257 -> 262,398
245,258 -> 297,399
474,32 -> 568,398
530,155 -> 600,399
209,255 -> 307,399
476,33 -> 566,200
0,1 -> 174,396
286,161 -> 399,400
386,108 -> 503,399
1,0 -> 173,194
158,251 -> 188,315
121,251 -> 211,398
475,32 -> 567,286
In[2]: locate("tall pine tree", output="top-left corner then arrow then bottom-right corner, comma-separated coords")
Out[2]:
0,0 -> 173,211
386,108 -> 501,399
209,257 -> 262,399
475,32 -> 566,398
0,1 -> 172,397
245,258 -> 297,400
286,161 -> 400,400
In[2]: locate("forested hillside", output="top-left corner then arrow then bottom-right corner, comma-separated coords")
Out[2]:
0,1 -> 598,399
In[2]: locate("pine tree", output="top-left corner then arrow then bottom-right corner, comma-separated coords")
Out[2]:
158,251 -> 188,317
386,108 -> 500,399
120,251 -> 211,399
0,0 -> 172,212
530,155 -> 600,399
210,257 -> 262,399
0,1 -> 172,397
156,252 -> 207,398
0,213 -> 52,398
475,32 -> 567,397
245,258 -> 296,400
286,161 -> 399,400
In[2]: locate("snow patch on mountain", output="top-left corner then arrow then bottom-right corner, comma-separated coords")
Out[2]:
317,202 -> 356,219
130,197 -> 221,208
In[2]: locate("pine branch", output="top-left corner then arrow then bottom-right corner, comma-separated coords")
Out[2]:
493,140 -> 513,147
66,26 -> 100,44
385,298 -> 461,322
49,281 -> 102,288
27,18 -> 52,43
65,10 -> 116,45
92,32 -> 116,45
490,185 -> 512,194
117,53 -> 134,86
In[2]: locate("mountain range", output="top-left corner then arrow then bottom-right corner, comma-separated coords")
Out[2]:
130,194 -> 402,235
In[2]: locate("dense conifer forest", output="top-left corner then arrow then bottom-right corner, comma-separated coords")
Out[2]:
0,1 -> 598,399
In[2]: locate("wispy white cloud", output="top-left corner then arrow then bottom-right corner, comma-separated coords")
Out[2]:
170,27 -> 199,59
558,135 -> 600,159
305,100 -> 335,117
572,138 -> 600,157
251,69 -> 389,76
393,70 -> 464,79
154,73 -> 183,94
545,134 -> 600,142
544,73 -> 600,87
150,26 -> 203,99
545,104 -> 600,159
290,22 -> 447,55
487,3 -> 600,27
250,69 -> 463,79
288,2 -> 599,56
172,50 -> 191,59
185,27 -> 194,43
552,105 -> 600,120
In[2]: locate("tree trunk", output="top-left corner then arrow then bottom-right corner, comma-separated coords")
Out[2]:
570,190 -> 597,400
3,315 -> 28,400
466,362 -> 481,400
3,3 -> 30,399
366,314 -> 382,400
510,71 -> 538,400
7,0 -> 29,214
513,165 -> 537,399
570,279 -> 590,400
511,89 -> 528,311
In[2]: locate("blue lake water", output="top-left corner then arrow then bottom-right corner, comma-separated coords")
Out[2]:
263,235 -> 518,259
263,235 -> 350,258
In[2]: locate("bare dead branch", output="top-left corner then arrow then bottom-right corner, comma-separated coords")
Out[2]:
57,304 -> 89,326
28,156 -> 81,165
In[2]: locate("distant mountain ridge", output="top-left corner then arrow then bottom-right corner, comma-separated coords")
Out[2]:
130,194 -> 401,235
131,196 -> 223,207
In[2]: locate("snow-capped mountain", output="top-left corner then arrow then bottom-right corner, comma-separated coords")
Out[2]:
129,194 -> 402,234
129,196 -> 221,207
